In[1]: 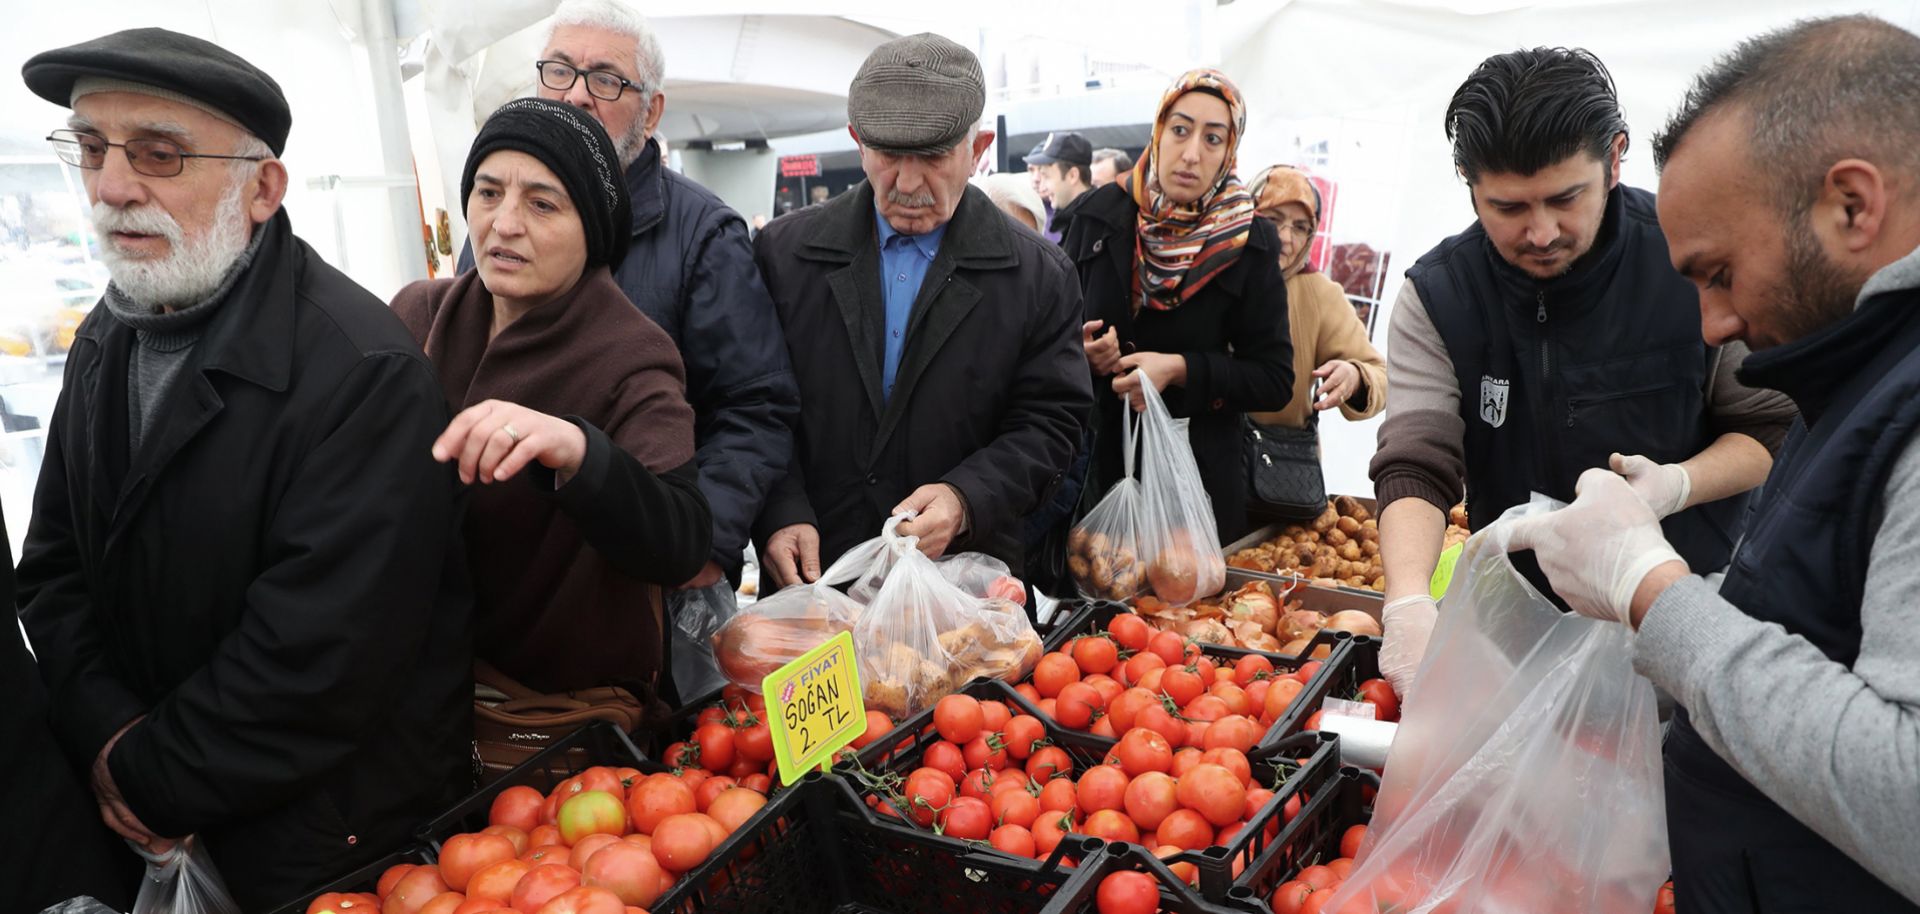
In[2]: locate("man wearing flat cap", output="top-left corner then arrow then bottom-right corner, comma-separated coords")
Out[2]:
19,28 -> 471,905
753,33 -> 1092,589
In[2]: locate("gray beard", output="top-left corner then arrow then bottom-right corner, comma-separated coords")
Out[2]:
614,118 -> 650,170
95,178 -> 252,311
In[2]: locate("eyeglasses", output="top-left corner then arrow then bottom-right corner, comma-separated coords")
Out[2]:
536,60 -> 634,102
46,129 -> 266,178
1272,217 -> 1318,238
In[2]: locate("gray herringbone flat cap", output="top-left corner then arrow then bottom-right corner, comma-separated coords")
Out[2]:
847,33 -> 984,157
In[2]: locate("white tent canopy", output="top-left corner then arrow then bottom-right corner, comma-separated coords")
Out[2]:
0,0 -> 1915,552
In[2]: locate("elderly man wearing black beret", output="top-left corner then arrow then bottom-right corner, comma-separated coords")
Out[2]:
752,33 -> 1092,591
18,28 -> 471,905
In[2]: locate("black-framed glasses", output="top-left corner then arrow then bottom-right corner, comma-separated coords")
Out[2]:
46,129 -> 266,178
536,59 -> 634,101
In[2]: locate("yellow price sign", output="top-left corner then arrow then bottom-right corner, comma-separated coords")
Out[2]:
763,630 -> 866,785
1430,542 -> 1464,600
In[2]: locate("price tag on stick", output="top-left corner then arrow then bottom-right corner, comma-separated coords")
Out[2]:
763,631 -> 866,785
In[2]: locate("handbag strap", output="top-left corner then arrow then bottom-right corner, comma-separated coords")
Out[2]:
474,659 -> 540,701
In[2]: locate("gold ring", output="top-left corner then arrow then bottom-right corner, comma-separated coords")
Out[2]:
502,423 -> 523,443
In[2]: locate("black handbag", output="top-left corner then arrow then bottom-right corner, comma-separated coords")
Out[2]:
1244,409 -> 1329,521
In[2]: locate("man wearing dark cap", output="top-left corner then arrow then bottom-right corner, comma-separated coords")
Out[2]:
20,28 -> 470,906
1026,131 -> 1095,235
753,33 -> 1091,589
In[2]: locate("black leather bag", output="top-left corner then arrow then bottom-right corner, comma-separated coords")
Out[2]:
1244,412 -> 1329,521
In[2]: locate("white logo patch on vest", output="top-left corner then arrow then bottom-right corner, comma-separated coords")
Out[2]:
1479,375 -> 1510,428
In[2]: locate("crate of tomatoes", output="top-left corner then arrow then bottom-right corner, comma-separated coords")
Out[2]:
1235,764 -> 1376,914
266,846 -> 434,914
1002,600 -> 1359,758
1040,842 -> 1267,914
835,676 -> 1344,905
660,771 -> 1106,913
329,721 -> 789,914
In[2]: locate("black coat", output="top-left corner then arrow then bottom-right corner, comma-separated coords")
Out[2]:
1060,183 -> 1294,542
18,213 -> 473,909
752,183 -> 1093,574
0,507 -> 140,912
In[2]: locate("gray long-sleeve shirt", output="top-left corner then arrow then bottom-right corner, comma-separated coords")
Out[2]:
1635,245 -> 1920,902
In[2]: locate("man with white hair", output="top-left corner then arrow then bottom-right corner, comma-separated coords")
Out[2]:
972,171 -> 1048,232
20,28 -> 470,906
466,0 -> 799,695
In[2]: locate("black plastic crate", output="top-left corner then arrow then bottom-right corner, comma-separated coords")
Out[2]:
1038,599 -> 1106,651
1010,601 -> 1355,753
262,845 -> 434,914
656,773 -> 1104,914
1230,765 -> 1374,907
1039,842 -> 1268,914
836,676 -> 1340,904
414,720 -> 661,851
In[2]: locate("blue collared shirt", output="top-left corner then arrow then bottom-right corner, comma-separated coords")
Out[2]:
875,208 -> 947,401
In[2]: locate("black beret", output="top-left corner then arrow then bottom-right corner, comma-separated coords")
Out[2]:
22,28 -> 291,156
461,98 -> 631,272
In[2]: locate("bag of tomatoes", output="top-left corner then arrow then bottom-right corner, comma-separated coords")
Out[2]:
1319,499 -> 1669,914
855,520 -> 1043,721
1131,371 -> 1224,607
710,522 -> 898,691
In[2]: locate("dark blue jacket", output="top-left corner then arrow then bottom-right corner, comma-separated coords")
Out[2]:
464,139 -> 799,576
1411,185 -> 1745,591
1663,288 -> 1920,913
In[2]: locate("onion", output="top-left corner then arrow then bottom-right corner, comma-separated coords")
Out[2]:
1323,610 -> 1383,638
1279,609 -> 1326,642
1176,618 -> 1233,646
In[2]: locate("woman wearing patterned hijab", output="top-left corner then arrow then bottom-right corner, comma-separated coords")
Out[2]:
1062,69 -> 1295,542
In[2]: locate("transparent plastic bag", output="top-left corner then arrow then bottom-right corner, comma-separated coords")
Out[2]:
1133,372 -> 1225,606
1322,499 -> 1669,914
710,526 -> 893,692
855,523 -> 1042,721
132,837 -> 239,914
670,579 -> 740,644
39,898 -> 119,914
1068,401 -> 1148,602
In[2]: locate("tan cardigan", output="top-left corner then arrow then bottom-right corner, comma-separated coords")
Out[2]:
1248,269 -> 1387,428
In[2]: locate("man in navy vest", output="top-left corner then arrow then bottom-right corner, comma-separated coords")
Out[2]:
1366,47 -> 1796,698
1508,16 -> 1920,911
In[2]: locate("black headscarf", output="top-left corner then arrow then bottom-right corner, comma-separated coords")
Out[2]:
460,97 -> 630,270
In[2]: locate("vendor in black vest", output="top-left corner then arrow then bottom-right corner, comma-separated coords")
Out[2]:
1503,17 -> 1920,911
1366,47 -> 1796,698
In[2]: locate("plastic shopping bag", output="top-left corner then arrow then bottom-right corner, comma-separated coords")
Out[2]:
1322,499 -> 1669,914
1068,398 -> 1148,602
856,524 -> 1042,720
132,837 -> 239,914
710,523 -> 896,692
1134,372 -> 1225,606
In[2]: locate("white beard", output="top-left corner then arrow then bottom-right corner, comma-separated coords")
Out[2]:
93,178 -> 252,310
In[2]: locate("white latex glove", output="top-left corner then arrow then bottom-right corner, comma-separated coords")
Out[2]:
1505,469 -> 1688,624
1609,452 -> 1692,518
1379,594 -> 1438,700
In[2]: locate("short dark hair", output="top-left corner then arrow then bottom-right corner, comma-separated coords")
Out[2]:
1653,15 -> 1920,216
1445,47 -> 1628,183
1093,148 -> 1133,173
1055,160 -> 1093,187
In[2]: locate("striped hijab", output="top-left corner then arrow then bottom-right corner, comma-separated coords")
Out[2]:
1126,69 -> 1256,311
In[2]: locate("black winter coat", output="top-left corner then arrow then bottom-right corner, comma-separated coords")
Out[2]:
0,507 -> 140,912
460,138 -> 799,577
18,213 -> 473,909
1061,183 -> 1294,542
752,183 -> 1093,574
